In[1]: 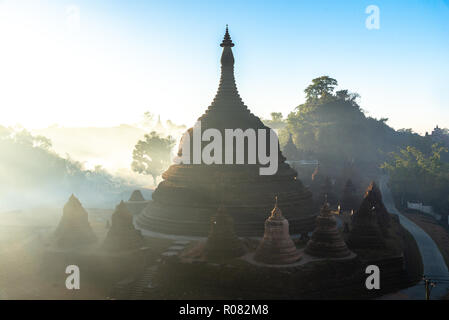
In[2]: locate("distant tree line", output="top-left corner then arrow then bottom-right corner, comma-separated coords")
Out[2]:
0,126 -> 136,209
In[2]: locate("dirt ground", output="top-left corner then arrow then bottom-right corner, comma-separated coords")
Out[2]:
0,206 -> 176,300
0,207 -> 114,299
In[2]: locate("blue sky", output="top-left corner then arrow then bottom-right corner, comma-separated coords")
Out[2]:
0,0 -> 448,134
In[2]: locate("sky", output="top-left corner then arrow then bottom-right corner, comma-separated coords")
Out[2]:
0,0 -> 448,134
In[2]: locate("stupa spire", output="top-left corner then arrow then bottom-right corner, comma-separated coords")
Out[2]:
220,24 -> 234,48
209,25 -> 243,109
270,196 -> 283,219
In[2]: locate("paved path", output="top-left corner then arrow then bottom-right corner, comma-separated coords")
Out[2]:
380,176 -> 449,299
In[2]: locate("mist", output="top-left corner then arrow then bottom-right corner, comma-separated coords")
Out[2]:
0,115 -> 186,213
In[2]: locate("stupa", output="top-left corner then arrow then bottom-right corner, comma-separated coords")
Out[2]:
125,190 -> 150,215
137,27 -> 316,237
347,183 -> 386,250
283,133 -> 299,161
103,201 -> 144,252
305,197 -> 351,258
254,197 -> 302,264
54,194 -> 97,248
365,181 -> 391,233
204,203 -> 245,260
129,190 -> 145,201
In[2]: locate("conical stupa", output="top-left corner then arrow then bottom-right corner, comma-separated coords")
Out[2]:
129,190 -> 145,202
103,201 -> 144,252
125,190 -> 149,215
305,197 -> 351,258
254,197 -> 302,264
347,183 -> 386,250
282,133 -> 299,161
54,194 -> 97,248
204,203 -> 245,260
365,181 -> 391,233
137,26 -> 316,237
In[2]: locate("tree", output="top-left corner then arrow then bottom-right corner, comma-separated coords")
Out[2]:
141,111 -> 154,128
381,144 -> 449,213
131,131 -> 176,186
270,112 -> 283,121
262,112 -> 286,129
304,76 -> 338,102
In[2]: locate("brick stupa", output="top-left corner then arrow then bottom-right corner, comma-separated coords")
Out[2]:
365,181 -> 391,235
282,133 -> 299,161
54,194 -> 97,248
204,204 -> 245,260
125,190 -> 149,215
103,201 -> 144,252
254,197 -> 302,264
136,27 -> 316,237
347,183 -> 386,250
305,198 -> 351,258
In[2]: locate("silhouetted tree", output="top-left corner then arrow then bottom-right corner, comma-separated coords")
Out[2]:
131,131 -> 175,186
304,76 -> 338,102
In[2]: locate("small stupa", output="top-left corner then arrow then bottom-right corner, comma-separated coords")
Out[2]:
204,203 -> 245,260
254,197 -> 302,265
125,190 -> 149,215
282,133 -> 299,161
103,201 -> 144,252
305,197 -> 351,258
347,184 -> 386,250
365,181 -> 391,234
129,190 -> 145,201
54,194 -> 97,248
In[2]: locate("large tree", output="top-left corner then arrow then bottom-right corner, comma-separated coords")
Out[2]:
304,76 -> 338,102
131,131 -> 175,186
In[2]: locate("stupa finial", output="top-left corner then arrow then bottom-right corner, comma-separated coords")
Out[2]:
220,25 -> 234,47
270,195 -> 283,218
320,196 -> 332,216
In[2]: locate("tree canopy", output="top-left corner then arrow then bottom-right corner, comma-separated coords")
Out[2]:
304,76 -> 338,102
131,131 -> 175,186
381,144 -> 449,213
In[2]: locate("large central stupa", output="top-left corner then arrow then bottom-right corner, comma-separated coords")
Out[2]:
137,27 -> 317,237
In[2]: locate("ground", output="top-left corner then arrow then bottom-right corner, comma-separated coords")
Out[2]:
0,207 -> 172,299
